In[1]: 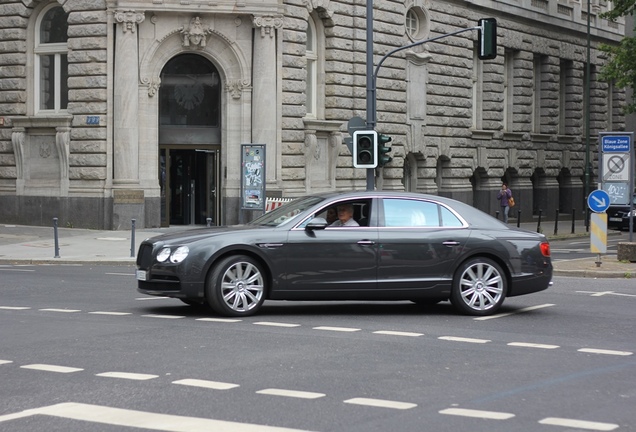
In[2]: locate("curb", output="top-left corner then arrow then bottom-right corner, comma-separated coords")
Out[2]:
552,269 -> 635,278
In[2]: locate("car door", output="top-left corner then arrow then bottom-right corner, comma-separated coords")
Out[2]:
377,198 -> 470,295
280,199 -> 379,296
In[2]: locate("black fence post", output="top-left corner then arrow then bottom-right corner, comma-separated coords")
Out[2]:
53,217 -> 60,258
516,210 -> 521,228
571,208 -> 576,234
130,219 -> 136,258
495,210 -> 500,220
554,210 -> 559,235
537,209 -> 542,233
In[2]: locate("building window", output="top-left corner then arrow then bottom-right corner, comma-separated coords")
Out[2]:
532,55 -> 544,134
503,50 -> 516,131
405,6 -> 429,42
34,5 -> 68,113
472,46 -> 483,129
305,14 -> 325,119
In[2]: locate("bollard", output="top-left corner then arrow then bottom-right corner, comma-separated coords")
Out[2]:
537,209 -> 542,233
571,208 -> 576,234
554,210 -> 559,235
495,210 -> 500,220
206,217 -> 212,227
585,208 -> 590,232
130,219 -> 136,258
53,217 -> 60,258
516,210 -> 521,228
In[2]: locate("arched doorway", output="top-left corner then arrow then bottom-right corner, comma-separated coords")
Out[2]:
158,54 -> 221,226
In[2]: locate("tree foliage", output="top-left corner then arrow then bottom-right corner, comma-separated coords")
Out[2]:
600,1 -> 636,113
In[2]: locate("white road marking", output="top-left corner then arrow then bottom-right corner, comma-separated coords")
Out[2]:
253,321 -> 301,328
142,314 -> 185,319
0,306 -> 30,310
439,408 -> 515,420
0,360 -> 13,365
473,304 -> 555,320
197,317 -> 242,323
343,398 -> 417,410
0,268 -> 35,272
172,379 -> 239,390
438,336 -> 490,344
507,342 -> 560,349
105,272 -> 133,276
313,326 -> 361,332
96,372 -> 158,380
578,348 -> 633,356
38,308 -> 81,313
135,296 -> 170,301
0,402 -> 315,431
256,388 -> 326,399
539,417 -> 619,430
373,330 -> 423,337
89,311 -> 132,316
577,290 -> 636,298
21,364 -> 83,373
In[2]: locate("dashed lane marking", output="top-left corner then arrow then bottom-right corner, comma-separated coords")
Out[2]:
172,379 -> 239,390
343,398 -> 417,410
39,308 -> 81,313
196,317 -> 242,323
507,342 -> 560,349
0,306 -> 30,310
439,408 -> 515,420
578,348 -> 633,356
142,314 -> 185,319
373,330 -> 423,337
438,336 -> 490,344
20,364 -> 83,373
539,417 -> 619,431
89,311 -> 132,316
473,304 -> 555,321
0,360 -> 13,365
0,402 -> 315,432
256,388 -> 326,399
96,372 -> 159,380
313,326 -> 361,332
253,321 -> 301,328
0,268 -> 35,272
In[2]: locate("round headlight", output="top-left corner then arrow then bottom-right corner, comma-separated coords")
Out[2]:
170,246 -> 190,263
156,247 -> 171,262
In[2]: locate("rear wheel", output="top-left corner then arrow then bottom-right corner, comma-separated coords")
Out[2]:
206,255 -> 266,317
450,257 -> 506,316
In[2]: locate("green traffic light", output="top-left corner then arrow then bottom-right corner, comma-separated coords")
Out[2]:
377,134 -> 392,166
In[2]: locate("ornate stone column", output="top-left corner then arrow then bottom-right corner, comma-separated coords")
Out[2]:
113,10 -> 144,184
252,15 -> 283,186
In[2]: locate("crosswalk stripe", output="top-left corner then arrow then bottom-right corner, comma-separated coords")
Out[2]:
539,417 -> 619,430
20,364 -> 83,373
172,379 -> 239,390
439,408 -> 514,419
96,372 -> 158,380
257,388 -> 325,399
344,398 -> 416,410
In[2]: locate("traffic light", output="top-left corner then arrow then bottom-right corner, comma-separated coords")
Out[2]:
477,18 -> 497,60
377,134 -> 392,167
353,130 -> 378,168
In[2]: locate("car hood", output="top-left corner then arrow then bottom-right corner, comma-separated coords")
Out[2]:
142,225 -> 271,245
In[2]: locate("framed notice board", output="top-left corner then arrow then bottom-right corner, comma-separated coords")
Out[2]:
240,144 -> 266,211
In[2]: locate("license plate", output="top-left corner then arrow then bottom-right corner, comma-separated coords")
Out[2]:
136,270 -> 147,281
609,217 -> 622,222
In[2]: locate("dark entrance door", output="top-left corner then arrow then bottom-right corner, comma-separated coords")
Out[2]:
159,148 -> 219,226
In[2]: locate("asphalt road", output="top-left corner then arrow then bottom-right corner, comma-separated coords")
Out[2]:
1,264 -> 634,431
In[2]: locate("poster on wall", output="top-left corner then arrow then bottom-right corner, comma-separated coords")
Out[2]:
240,144 -> 266,211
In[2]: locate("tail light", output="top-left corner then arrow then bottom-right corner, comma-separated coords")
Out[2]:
540,242 -> 551,257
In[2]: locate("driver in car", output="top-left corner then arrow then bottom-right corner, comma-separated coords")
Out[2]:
330,203 -> 359,227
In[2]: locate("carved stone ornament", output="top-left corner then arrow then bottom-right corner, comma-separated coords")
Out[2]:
225,79 -> 251,99
148,78 -> 161,97
114,10 -> 145,33
181,17 -> 213,49
252,15 -> 284,38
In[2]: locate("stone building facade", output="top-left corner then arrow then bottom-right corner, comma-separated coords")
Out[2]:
0,0 -> 625,229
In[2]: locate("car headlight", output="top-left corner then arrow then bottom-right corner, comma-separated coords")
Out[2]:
628,210 -> 636,217
170,246 -> 190,263
156,247 -> 171,262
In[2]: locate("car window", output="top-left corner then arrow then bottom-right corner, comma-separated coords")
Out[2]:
250,196 -> 324,227
383,199 -> 441,227
440,205 -> 463,227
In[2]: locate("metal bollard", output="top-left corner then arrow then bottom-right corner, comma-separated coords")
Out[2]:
495,210 -> 500,220
571,208 -> 576,234
537,209 -> 542,233
516,210 -> 521,228
554,210 -> 559,235
206,217 -> 212,227
53,217 -> 60,258
130,219 -> 136,258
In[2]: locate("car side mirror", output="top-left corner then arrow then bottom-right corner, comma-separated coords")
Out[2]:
305,217 -> 328,230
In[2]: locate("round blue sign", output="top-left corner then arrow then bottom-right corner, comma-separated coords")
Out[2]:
587,189 -> 611,213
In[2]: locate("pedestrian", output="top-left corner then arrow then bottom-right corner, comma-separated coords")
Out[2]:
497,183 -> 513,223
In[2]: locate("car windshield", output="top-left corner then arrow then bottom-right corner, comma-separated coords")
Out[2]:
249,196 -> 325,227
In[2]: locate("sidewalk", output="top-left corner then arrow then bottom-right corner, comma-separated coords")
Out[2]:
0,220 -> 635,278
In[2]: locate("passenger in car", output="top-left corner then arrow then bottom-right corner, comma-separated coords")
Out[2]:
330,203 -> 359,227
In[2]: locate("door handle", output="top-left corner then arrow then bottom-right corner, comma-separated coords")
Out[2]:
357,240 -> 376,246
442,241 -> 460,247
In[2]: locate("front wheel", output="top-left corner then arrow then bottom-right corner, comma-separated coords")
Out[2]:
206,255 -> 266,317
450,257 -> 506,316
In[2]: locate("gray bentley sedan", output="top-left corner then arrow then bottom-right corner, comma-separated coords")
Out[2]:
136,191 -> 553,317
